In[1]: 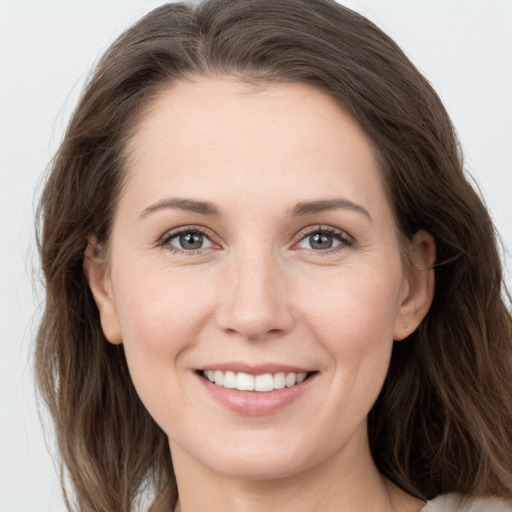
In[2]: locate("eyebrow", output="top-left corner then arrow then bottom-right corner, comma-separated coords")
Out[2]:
140,198 -> 220,218
289,198 -> 372,222
139,196 -> 372,222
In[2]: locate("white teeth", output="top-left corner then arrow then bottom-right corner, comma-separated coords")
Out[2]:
296,372 -> 307,384
223,371 -> 236,388
255,373 -> 274,392
236,372 -> 255,391
204,370 -> 310,392
273,372 -> 286,390
285,372 -> 296,387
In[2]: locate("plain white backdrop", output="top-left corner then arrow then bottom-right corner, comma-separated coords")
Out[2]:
1,1 -> 511,510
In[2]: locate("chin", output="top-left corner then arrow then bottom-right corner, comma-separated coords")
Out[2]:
209,449 -> 311,481
172,428 -> 319,481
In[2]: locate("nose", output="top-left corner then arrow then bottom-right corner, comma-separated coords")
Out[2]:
215,248 -> 295,342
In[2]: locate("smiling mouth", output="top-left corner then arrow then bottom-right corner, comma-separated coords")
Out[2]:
199,370 -> 316,392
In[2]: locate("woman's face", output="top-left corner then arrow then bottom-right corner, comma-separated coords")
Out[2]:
90,78 -> 432,480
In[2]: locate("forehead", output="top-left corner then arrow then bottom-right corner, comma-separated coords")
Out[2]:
129,77 -> 373,159
122,77 -> 390,220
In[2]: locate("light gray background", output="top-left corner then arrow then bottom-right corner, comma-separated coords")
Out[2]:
1,1 -> 511,510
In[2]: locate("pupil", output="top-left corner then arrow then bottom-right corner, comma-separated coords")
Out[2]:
310,232 -> 333,249
180,232 -> 203,250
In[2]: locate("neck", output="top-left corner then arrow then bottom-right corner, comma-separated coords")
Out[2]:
170,431 -> 424,512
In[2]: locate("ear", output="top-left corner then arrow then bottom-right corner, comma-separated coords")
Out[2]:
83,240 -> 123,345
394,230 -> 436,341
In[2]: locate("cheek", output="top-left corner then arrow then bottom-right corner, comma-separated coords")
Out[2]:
113,262 -> 214,350
297,264 -> 402,404
300,264 -> 402,349
110,265 -> 216,413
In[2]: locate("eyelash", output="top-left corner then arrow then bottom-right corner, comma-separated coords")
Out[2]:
157,226 -> 218,256
295,226 -> 355,255
157,225 -> 354,256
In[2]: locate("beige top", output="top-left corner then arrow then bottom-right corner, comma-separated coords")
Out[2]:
422,494 -> 512,511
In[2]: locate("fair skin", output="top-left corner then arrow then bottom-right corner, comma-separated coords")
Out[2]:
87,78 -> 435,511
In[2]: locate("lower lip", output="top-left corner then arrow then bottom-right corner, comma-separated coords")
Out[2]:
197,373 -> 316,416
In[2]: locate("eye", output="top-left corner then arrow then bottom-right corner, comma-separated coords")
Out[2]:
295,227 -> 353,251
163,229 -> 214,252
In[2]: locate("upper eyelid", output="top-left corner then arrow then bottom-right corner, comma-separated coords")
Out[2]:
294,225 -> 353,242
159,225 -> 217,242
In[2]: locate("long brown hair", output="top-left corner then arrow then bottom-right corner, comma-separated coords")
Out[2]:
35,0 -> 512,510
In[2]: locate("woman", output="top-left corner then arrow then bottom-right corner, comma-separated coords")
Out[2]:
35,0 -> 512,511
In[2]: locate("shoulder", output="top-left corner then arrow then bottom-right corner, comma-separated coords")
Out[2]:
422,493 -> 512,511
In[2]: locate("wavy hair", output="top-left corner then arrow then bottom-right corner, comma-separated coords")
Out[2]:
35,0 -> 512,510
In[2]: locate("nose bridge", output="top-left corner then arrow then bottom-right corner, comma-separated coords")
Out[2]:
217,240 -> 293,340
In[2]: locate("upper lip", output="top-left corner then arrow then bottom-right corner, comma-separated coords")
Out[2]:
198,361 -> 315,375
